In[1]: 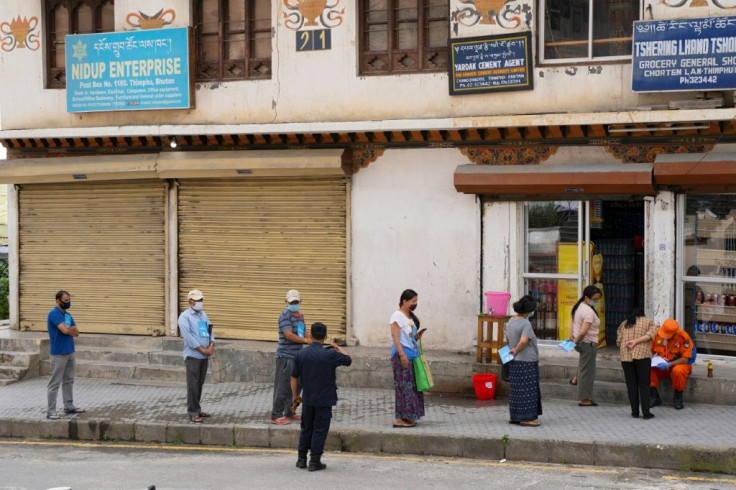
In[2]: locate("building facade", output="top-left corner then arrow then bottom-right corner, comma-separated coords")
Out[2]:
0,1 -> 735,355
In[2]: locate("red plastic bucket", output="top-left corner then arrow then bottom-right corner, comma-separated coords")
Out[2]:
472,373 -> 497,400
485,291 -> 511,316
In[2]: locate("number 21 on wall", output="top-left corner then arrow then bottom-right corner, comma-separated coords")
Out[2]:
296,29 -> 331,52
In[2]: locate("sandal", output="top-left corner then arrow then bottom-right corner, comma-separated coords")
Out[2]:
199,412 -> 211,418
190,416 -> 204,423
392,420 -> 416,428
578,401 -> 599,407
519,420 -> 541,427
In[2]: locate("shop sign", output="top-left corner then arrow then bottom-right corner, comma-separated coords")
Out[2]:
632,16 -> 736,93
65,27 -> 192,113
448,32 -> 533,96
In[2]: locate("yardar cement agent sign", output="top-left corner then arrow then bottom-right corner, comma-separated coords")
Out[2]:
66,27 -> 193,112
632,16 -> 736,92
449,32 -> 533,95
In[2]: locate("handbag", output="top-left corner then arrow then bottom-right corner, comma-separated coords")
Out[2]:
412,340 -> 434,392
501,361 -> 511,382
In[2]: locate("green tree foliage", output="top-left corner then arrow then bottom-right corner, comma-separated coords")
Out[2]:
0,259 -> 8,319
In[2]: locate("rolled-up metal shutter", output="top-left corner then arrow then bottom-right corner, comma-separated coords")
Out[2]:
19,181 -> 167,334
178,177 -> 347,340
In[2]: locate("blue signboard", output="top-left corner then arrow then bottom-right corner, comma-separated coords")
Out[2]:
65,27 -> 192,112
632,16 -> 736,92
449,32 -> 533,96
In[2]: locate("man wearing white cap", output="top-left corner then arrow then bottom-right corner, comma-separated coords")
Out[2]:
178,289 -> 215,423
271,289 -> 310,424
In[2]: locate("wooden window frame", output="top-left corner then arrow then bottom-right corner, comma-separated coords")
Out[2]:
539,0 -> 641,64
44,0 -> 113,89
359,0 -> 449,76
193,0 -> 272,82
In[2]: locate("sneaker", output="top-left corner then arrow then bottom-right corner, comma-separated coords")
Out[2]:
286,414 -> 301,422
64,407 -> 85,415
270,417 -> 291,425
46,413 -> 60,420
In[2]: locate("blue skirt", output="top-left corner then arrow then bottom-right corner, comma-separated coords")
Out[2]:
508,361 -> 542,422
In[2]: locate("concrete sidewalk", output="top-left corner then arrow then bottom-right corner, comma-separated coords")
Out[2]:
0,377 -> 734,474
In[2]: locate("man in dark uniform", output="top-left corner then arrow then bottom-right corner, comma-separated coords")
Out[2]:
291,322 -> 351,471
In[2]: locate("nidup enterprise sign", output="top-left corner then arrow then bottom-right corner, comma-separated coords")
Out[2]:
66,27 -> 192,112
632,16 -> 736,92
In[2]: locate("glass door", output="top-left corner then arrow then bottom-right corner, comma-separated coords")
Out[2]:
523,201 -> 591,340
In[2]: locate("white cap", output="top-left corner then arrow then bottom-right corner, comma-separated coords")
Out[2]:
187,289 -> 204,301
285,289 -> 301,303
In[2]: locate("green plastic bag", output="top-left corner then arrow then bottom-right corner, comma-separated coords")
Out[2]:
413,340 -> 434,392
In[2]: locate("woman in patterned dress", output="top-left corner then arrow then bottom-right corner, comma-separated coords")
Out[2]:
507,295 -> 542,427
389,289 -> 425,428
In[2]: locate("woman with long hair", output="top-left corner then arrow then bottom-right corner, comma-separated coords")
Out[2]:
389,289 -> 426,428
507,295 -> 542,427
617,308 -> 657,419
570,285 -> 602,407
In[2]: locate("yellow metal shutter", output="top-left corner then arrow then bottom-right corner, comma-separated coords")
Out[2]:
178,177 -> 347,340
19,182 -> 167,334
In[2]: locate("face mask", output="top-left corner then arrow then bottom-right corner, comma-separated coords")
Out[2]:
61,301 -> 71,310
192,301 -> 203,312
288,304 -> 300,312
409,304 -> 417,311
528,311 -> 535,318
588,300 -> 597,307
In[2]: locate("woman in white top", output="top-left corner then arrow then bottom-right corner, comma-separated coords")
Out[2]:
389,289 -> 426,428
570,285 -> 602,407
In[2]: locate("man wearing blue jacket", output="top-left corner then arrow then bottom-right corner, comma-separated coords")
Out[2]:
291,322 -> 351,471
178,289 -> 215,423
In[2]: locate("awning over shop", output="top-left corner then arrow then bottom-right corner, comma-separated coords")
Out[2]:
0,149 -> 347,184
454,163 -> 655,199
654,153 -> 736,193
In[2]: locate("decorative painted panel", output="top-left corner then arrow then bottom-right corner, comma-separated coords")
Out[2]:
450,0 -> 533,37
647,0 -> 736,20
282,0 -> 345,30
1,15 -> 40,51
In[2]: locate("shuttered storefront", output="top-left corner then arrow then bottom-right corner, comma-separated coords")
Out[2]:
178,177 -> 347,340
19,182 -> 167,334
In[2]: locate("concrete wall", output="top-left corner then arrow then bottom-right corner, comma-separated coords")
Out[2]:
350,148 -> 480,351
0,0 -> 706,131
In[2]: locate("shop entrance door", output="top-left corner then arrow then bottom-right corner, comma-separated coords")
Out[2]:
524,200 -> 645,343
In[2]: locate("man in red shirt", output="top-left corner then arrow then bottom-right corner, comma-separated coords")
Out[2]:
650,318 -> 695,410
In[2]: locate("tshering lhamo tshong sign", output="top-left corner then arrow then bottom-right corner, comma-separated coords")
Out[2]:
632,16 -> 736,92
65,27 -> 193,113
448,32 -> 533,96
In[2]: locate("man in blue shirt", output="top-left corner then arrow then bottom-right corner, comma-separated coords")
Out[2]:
46,290 -> 84,420
178,289 -> 215,423
291,322 -> 351,471
271,289 -> 310,425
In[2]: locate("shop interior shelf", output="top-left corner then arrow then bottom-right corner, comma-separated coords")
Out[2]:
695,332 -> 736,350
696,249 -> 736,267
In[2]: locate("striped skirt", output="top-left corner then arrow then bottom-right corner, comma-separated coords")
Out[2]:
508,360 -> 542,422
392,354 -> 425,422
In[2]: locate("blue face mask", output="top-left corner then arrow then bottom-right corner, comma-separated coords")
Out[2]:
61,301 -> 71,310
287,304 -> 300,312
588,300 -> 597,307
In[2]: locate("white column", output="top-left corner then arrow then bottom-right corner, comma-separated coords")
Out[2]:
8,184 -> 18,329
167,180 -> 179,336
646,191 -> 676,323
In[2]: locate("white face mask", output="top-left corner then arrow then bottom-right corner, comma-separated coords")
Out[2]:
192,301 -> 203,311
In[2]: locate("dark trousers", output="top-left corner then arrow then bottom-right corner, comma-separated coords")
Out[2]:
622,358 -> 651,415
185,356 -> 208,418
298,405 -> 332,459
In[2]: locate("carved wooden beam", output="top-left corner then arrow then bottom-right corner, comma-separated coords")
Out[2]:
341,147 -> 385,175
604,144 -> 715,163
460,145 -> 558,165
